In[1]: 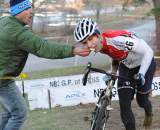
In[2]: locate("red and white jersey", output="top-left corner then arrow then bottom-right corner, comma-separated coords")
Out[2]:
100,30 -> 153,75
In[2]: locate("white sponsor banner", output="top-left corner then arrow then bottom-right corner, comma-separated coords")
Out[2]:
152,77 -> 160,96
16,74 -> 160,110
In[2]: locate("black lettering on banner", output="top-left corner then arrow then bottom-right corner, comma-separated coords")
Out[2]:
50,79 -> 80,87
88,76 -> 100,84
68,80 -> 72,86
94,88 -> 104,98
125,41 -> 134,51
94,87 -> 117,98
50,80 -> 60,87
112,87 -> 117,97
75,79 -> 81,85
61,80 -> 67,86
49,76 -> 100,88
152,82 -> 160,91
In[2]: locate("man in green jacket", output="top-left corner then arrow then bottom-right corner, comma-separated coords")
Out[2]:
0,0 -> 90,130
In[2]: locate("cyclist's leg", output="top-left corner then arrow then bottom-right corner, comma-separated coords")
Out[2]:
136,93 -> 152,117
118,63 -> 136,130
118,88 -> 135,130
136,58 -> 156,114
136,93 -> 153,128
136,58 -> 156,127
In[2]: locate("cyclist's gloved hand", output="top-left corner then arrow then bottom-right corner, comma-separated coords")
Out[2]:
103,75 -> 111,82
103,75 -> 116,86
134,73 -> 145,86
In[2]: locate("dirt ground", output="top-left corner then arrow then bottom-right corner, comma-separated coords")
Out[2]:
91,96 -> 159,130
23,96 -> 160,130
104,96 -> 160,130
55,96 -> 160,130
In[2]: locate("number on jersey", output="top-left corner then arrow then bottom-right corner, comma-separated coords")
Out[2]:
125,41 -> 134,51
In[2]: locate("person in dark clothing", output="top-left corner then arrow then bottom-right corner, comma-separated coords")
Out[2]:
0,1 -> 91,130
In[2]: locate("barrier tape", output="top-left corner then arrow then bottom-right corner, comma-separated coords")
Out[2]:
0,73 -> 28,80
154,56 -> 160,59
0,76 -> 15,79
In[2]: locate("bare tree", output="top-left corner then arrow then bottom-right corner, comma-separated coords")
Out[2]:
31,0 -> 48,32
84,0 -> 102,23
152,0 -> 160,55
123,0 -> 150,10
136,0 -> 150,4
0,0 -> 4,16
152,0 -> 160,73
0,0 -> 4,5
31,0 -> 36,29
135,0 -> 160,72
122,0 -> 130,11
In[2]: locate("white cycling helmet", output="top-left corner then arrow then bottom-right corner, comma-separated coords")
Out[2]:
74,18 -> 100,42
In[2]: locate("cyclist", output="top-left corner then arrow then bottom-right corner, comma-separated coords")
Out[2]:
74,18 -> 156,130
0,1 -> 90,130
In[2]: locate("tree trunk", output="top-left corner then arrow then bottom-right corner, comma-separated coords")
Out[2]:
152,0 -> 160,54
96,8 -> 100,23
31,0 -> 35,30
154,15 -> 160,54
152,0 -> 160,75
122,0 -> 129,11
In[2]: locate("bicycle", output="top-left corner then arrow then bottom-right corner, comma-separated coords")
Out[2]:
82,62 -> 132,130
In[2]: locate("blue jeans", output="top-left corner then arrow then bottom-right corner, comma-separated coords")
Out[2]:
0,82 -> 27,130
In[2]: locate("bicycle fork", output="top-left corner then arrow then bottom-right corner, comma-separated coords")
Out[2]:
105,80 -> 114,111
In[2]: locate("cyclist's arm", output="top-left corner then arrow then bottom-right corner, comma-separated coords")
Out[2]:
114,36 -> 153,75
131,39 -> 153,75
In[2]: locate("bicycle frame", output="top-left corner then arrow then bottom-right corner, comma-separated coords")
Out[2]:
94,76 -> 114,109
82,62 -> 131,130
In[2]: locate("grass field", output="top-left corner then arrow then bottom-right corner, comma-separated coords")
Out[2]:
22,96 -> 160,130
25,63 -> 110,80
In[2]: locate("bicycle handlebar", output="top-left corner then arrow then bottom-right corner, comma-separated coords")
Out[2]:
82,62 -> 131,86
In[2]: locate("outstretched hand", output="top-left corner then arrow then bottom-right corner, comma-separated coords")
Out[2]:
73,46 -> 91,57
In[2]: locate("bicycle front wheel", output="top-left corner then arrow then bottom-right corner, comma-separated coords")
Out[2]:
91,97 -> 110,130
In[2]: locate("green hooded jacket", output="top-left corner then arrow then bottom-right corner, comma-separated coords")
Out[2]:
0,16 -> 74,86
